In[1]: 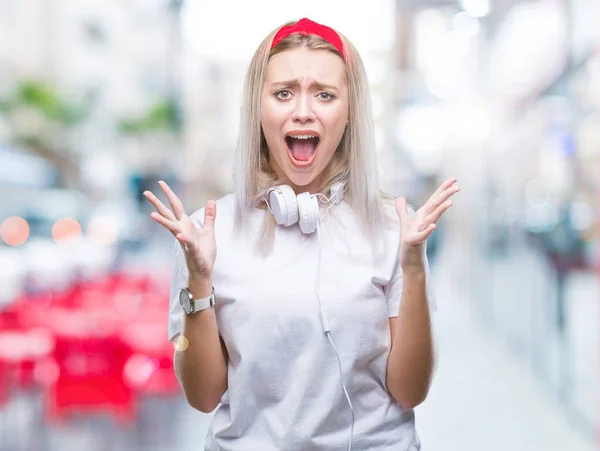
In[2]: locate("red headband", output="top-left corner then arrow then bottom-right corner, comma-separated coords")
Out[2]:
271,18 -> 346,61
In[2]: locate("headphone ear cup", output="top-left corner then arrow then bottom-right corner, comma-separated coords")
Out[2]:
269,185 -> 298,227
297,192 -> 320,234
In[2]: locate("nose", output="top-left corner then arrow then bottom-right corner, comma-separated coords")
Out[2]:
291,93 -> 316,124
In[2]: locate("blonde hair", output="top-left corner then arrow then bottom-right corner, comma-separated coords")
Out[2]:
233,20 -> 388,247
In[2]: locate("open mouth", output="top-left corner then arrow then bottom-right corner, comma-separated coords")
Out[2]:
285,135 -> 320,167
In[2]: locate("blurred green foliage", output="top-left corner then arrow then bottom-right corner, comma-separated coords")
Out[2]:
119,96 -> 181,134
0,80 -> 87,126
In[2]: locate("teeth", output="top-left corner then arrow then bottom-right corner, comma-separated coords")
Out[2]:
289,135 -> 317,139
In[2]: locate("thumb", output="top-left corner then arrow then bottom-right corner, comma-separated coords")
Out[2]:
203,200 -> 217,230
395,197 -> 409,224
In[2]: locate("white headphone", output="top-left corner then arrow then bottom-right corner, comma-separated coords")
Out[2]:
265,182 -> 344,234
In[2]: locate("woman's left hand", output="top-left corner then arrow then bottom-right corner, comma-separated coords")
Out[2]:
395,178 -> 460,271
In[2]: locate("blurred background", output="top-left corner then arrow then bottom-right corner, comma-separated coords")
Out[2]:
0,0 -> 598,450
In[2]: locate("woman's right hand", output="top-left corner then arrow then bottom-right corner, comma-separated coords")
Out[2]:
144,181 -> 217,279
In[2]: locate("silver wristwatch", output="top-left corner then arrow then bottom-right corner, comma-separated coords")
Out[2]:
179,287 -> 215,314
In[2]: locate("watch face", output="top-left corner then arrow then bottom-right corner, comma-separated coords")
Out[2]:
179,289 -> 192,313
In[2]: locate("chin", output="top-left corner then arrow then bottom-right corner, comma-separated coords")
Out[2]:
283,170 -> 319,191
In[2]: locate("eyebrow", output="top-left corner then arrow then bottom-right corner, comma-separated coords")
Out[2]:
270,79 -> 340,92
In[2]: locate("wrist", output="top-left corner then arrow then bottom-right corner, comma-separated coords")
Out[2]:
187,275 -> 213,299
401,264 -> 426,278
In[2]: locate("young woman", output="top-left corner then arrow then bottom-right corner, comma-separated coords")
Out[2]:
144,18 -> 459,451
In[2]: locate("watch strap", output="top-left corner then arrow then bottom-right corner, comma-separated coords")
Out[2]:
190,287 -> 215,313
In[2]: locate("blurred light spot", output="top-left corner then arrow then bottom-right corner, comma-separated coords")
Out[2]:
124,354 -> 158,388
449,104 -> 491,142
174,335 -> 189,352
87,216 -> 118,246
1,216 -> 30,246
52,218 -> 82,243
460,0 -> 490,18
453,12 -> 480,38
425,75 -> 451,98
570,200 -> 594,232
33,357 -> 60,387
555,129 -> 576,157
447,30 -> 471,58
28,328 -> 56,357
524,179 -> 550,209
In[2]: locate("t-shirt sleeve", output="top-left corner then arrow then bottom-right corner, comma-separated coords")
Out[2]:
168,211 -> 204,342
383,239 -> 438,318
168,239 -> 188,342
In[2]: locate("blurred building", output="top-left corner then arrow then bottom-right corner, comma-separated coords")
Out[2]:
0,0 -> 184,198
392,0 -> 600,436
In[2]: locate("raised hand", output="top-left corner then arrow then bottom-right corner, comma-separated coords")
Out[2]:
395,178 -> 460,271
144,181 -> 217,279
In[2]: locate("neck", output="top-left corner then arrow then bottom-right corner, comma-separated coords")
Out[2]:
272,167 -> 324,195
288,179 -> 322,195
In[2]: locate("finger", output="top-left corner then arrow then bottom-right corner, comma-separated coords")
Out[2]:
424,184 -> 460,214
425,179 -> 458,210
143,191 -> 176,221
203,200 -> 217,230
395,197 -> 410,224
423,199 -> 453,226
433,178 -> 458,196
150,212 -> 180,236
158,180 -> 186,220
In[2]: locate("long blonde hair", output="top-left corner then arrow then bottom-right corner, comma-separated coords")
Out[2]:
234,20 -> 388,246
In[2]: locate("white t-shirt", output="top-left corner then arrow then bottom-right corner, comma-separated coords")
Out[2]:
168,193 -> 436,451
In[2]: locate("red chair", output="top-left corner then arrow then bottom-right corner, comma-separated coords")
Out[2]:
0,360 -> 8,408
120,320 -> 179,396
0,327 -> 55,390
44,308 -> 136,427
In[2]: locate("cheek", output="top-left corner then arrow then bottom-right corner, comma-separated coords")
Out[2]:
322,108 -> 348,144
261,102 -> 285,139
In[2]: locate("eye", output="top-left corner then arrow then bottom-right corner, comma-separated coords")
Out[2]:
318,92 -> 335,101
275,89 -> 292,100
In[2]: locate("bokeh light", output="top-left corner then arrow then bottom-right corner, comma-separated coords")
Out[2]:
87,215 -> 118,246
51,217 -> 82,243
0,216 -> 30,246
173,335 -> 189,352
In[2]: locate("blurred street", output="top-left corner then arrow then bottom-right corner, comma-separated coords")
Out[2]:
416,239 -> 594,451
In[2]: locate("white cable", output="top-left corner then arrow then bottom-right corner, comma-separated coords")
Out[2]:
315,223 -> 354,451
262,192 -> 275,216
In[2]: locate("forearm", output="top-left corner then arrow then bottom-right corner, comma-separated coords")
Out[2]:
174,277 -> 228,413
386,269 -> 434,409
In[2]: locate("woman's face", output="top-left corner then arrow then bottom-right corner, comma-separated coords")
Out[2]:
260,47 -> 349,193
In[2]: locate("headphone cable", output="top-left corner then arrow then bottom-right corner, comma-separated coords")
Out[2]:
315,222 -> 355,451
